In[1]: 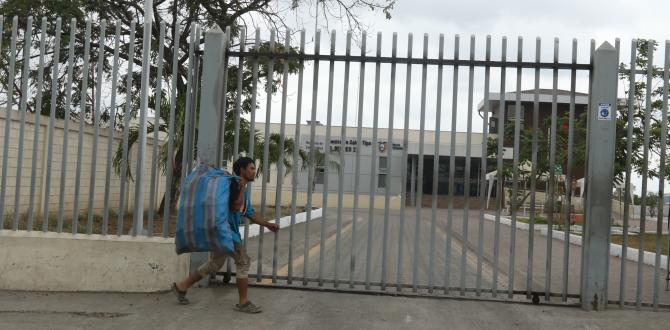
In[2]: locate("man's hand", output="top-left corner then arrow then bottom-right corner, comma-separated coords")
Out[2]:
265,222 -> 279,233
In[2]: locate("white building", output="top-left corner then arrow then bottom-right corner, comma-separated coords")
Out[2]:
246,122 -> 512,209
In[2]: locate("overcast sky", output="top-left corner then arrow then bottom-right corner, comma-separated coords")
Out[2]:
245,0 -> 670,196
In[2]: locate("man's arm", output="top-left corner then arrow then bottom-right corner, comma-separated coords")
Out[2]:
248,213 -> 279,233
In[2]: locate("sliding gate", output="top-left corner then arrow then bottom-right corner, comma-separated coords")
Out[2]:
193,26 -> 670,311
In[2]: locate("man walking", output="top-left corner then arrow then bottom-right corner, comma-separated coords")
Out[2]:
172,157 -> 279,313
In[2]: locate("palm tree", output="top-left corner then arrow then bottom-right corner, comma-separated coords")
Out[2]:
112,92 -> 305,215
301,148 -> 341,192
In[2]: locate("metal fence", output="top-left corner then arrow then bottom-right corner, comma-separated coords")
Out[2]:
0,14 -> 669,311
0,15 -> 200,236
202,28 -> 669,310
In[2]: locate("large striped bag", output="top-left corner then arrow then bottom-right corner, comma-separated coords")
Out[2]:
175,164 -> 237,255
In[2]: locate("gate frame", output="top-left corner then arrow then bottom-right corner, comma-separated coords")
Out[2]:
580,42 -> 618,311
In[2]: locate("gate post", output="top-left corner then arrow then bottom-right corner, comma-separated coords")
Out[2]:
580,41 -> 618,310
189,26 -> 227,286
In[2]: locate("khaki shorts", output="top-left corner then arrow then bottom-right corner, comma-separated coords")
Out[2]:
197,244 -> 250,279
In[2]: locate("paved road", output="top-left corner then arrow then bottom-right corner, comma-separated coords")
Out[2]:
3,287 -> 669,329
242,207 -> 505,294
236,206 -> 670,306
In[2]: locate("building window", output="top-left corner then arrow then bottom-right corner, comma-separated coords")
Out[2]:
331,145 -> 341,153
315,168 -> 325,184
266,171 -> 271,183
378,174 -> 387,188
379,156 -> 388,171
506,104 -> 525,123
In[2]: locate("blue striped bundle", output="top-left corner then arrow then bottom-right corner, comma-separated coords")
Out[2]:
175,164 -> 236,254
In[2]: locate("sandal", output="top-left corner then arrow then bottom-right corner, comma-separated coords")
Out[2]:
172,283 -> 190,305
235,301 -> 262,314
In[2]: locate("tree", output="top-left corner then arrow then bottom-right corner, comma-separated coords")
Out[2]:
633,192 -> 660,217
300,148 -> 340,191
487,112 -> 587,215
617,39 -> 670,183
1,0 -> 395,214
488,39 -> 670,216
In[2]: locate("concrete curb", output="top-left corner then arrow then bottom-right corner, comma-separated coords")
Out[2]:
483,214 -> 668,270
245,208 -> 323,238
0,230 -> 190,292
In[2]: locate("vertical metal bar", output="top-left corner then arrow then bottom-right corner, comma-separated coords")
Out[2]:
13,16 -> 33,230
562,39 -> 577,302
351,31 -> 367,288
43,18 -> 63,232
147,21 -> 166,237
178,27 -> 194,188
118,21 -> 136,235
86,19 -> 107,235
334,31 -> 352,288
410,157 -> 417,206
364,32 -> 383,291
304,29 -> 321,285
461,34 -> 476,296
318,30 -> 335,286
476,36 -> 492,296
413,34 -> 428,292
653,40 -> 669,310
636,41 -> 654,308
546,38 -> 559,301
28,17 -> 48,231
508,36 -> 523,298
429,34 -> 445,293
102,22 -> 122,236
381,32 -> 398,291
244,29 -> 261,246
257,30 -> 276,282
233,28 -> 246,160
288,31 -> 306,284
580,40 -> 596,296
527,38 -> 541,298
446,34 -> 460,294
179,25 -> 197,185
132,1 -> 155,236
222,26 -> 232,285
56,19 -> 76,233
163,25 -> 181,237
0,16 -> 17,229
620,39 -> 636,308
0,15 -> 5,230
493,37 -> 507,297
217,27 -> 230,166
606,39 -> 620,304
184,28 -> 201,177
273,30 -> 291,284
397,33 -> 413,292
73,20 -> 92,234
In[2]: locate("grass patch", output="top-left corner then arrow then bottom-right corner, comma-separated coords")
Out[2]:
2,211 -> 178,237
255,205 -> 313,220
3,205 -> 316,237
611,234 -> 668,255
517,216 -> 549,225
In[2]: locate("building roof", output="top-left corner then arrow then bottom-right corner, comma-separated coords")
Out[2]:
477,89 -> 590,112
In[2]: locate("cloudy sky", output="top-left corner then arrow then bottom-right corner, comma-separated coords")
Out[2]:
241,0 -> 670,195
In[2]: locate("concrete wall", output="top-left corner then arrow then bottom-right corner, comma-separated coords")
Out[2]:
0,109 -> 166,219
0,230 -> 189,292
